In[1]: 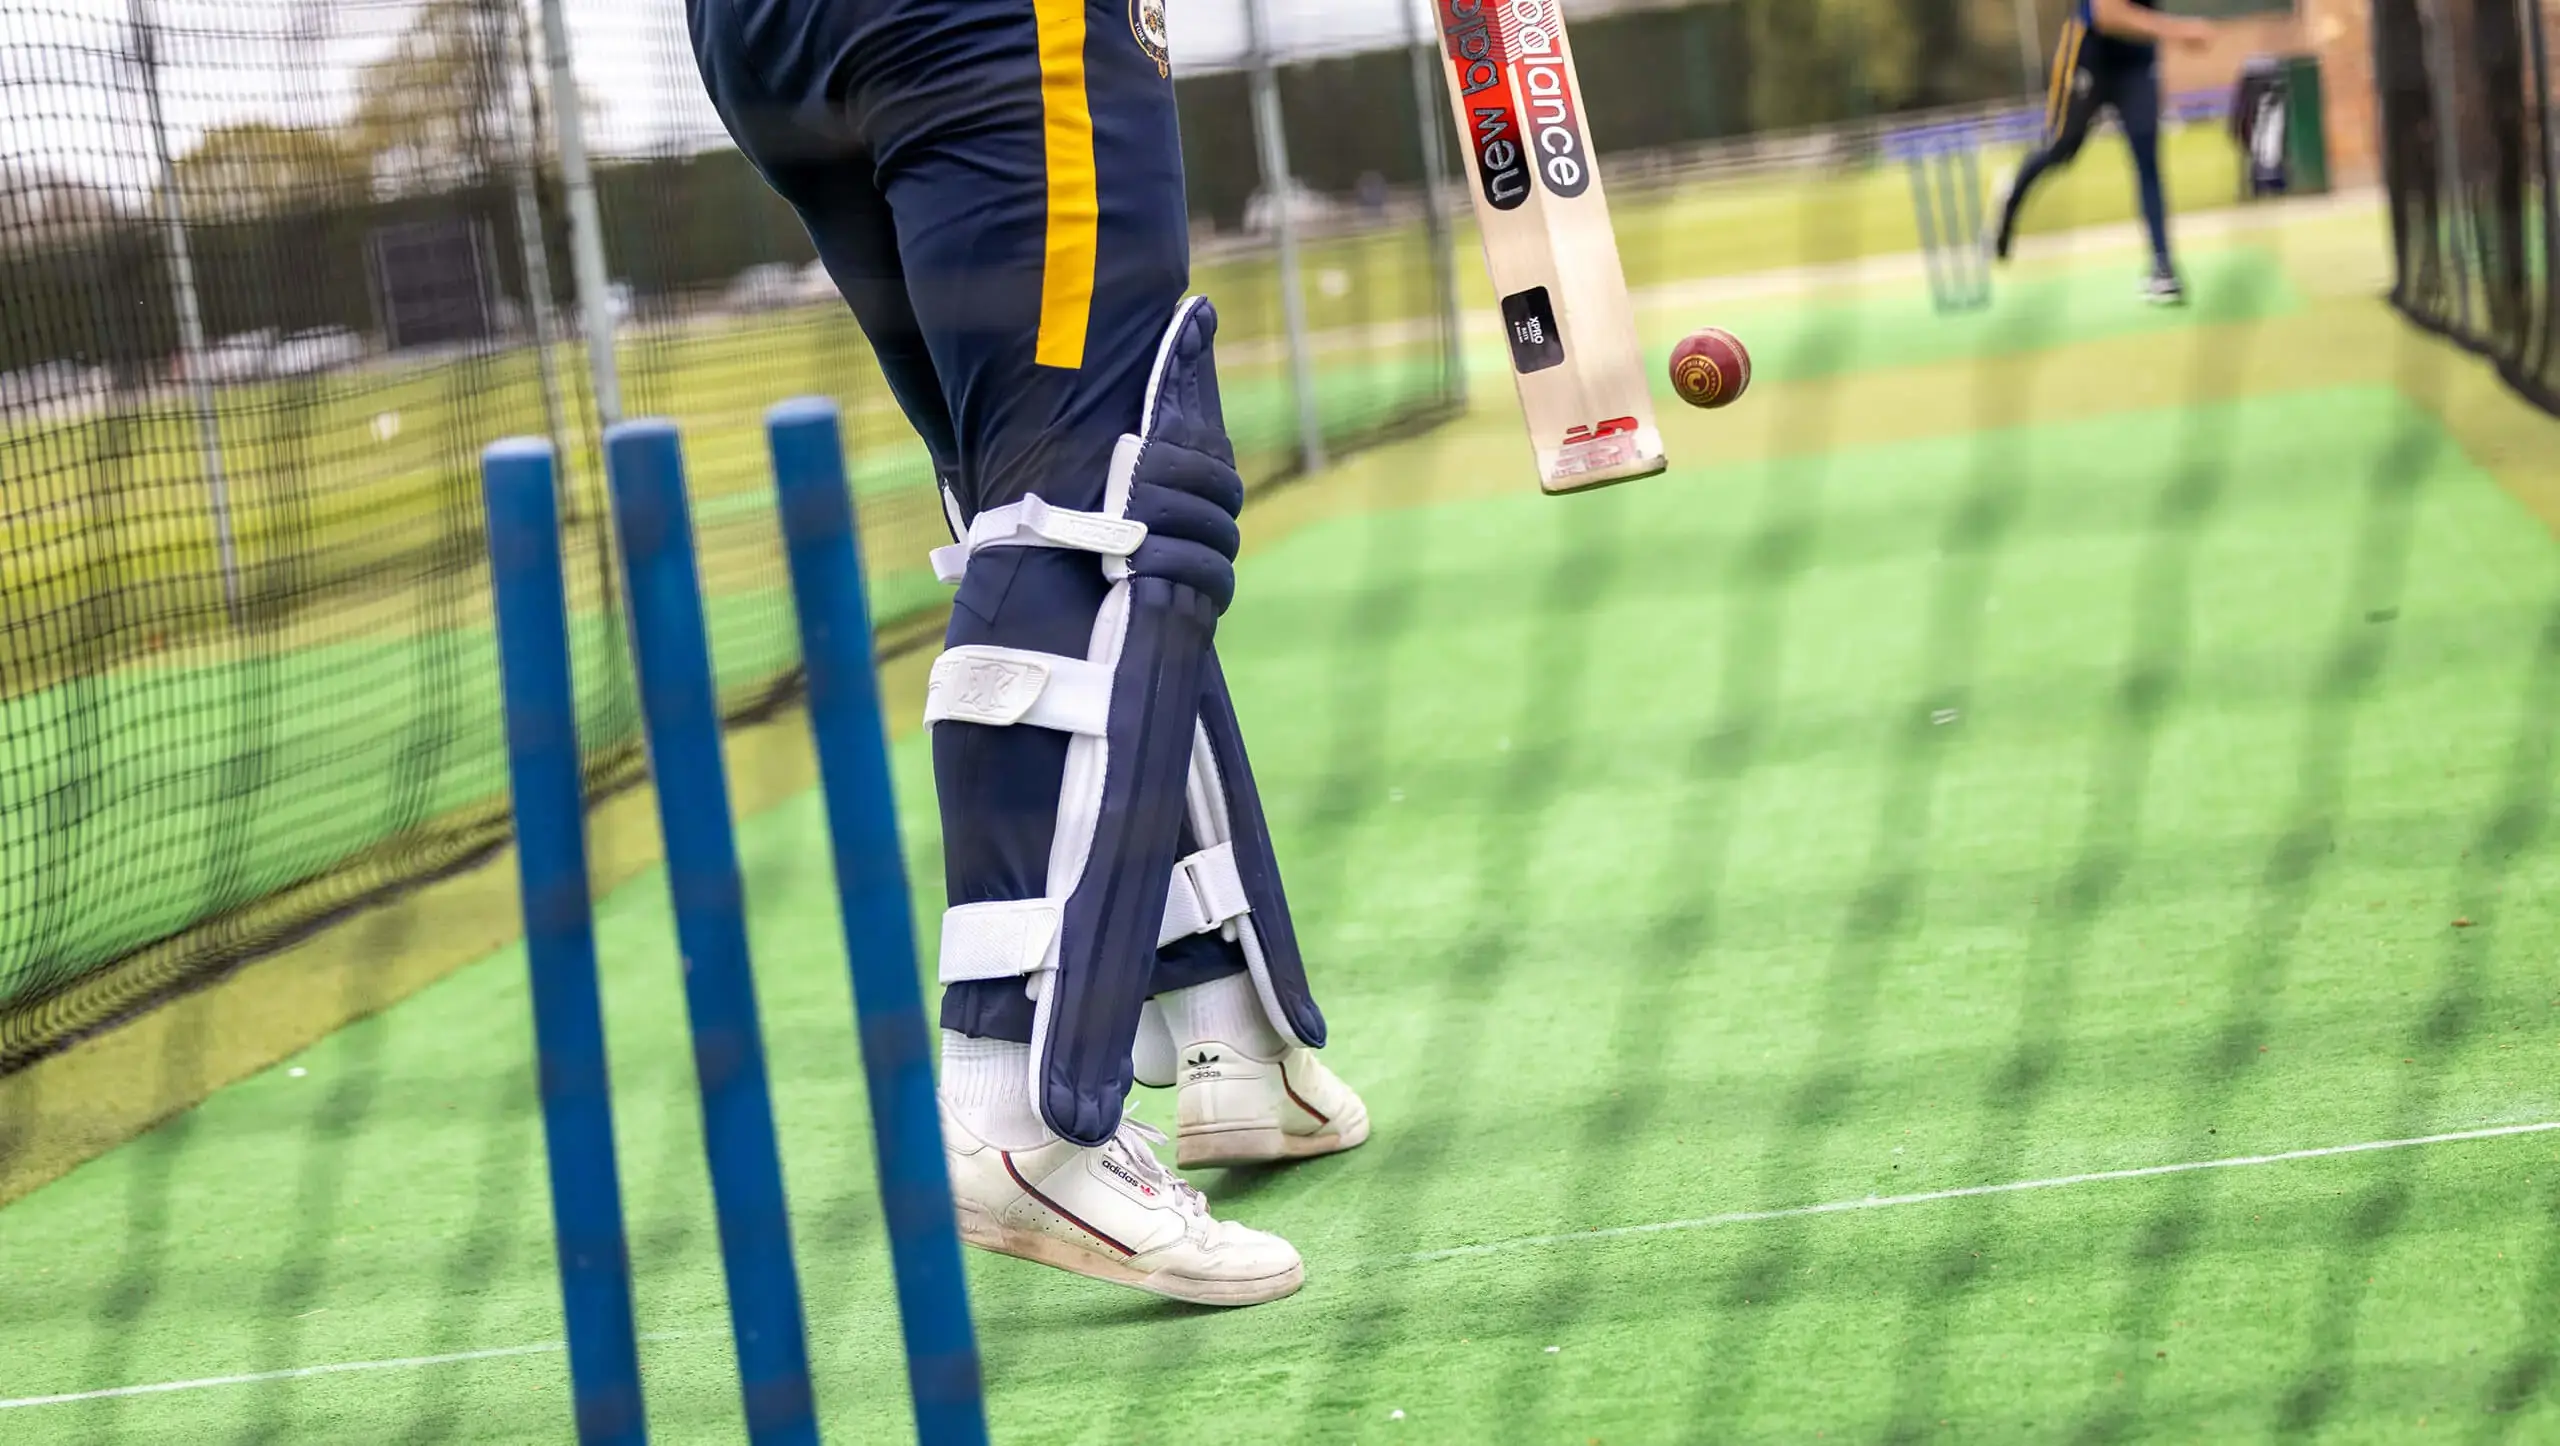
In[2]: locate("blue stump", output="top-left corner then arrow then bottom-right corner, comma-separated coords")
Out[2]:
606,420 -> 821,1446
482,438 -> 649,1446
768,399 -> 991,1446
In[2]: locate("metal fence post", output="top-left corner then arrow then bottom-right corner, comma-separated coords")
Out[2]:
1402,0 -> 1467,408
1241,0 -> 1326,475
129,0 -> 243,627
506,1 -> 576,523
538,0 -> 623,431
2010,0 -> 2045,99
2415,0 -> 2475,336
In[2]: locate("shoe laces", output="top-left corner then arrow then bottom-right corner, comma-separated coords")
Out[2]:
1109,1119 -> 1211,1218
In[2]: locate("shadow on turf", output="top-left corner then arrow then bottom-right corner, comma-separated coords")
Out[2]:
1637,184 -> 2097,1437
1272,409 -> 1658,1427
1469,256 -> 1869,1437
63,1017 -> 207,1441
1855,258 -> 2284,1443
2049,335 -> 2560,1445
1451,342 -> 1840,1433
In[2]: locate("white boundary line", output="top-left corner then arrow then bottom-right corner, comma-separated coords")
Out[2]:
5,1120 -> 2548,1411
1401,1121 -> 2560,1264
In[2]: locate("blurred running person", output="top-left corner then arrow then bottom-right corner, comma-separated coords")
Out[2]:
1988,0 -> 2216,304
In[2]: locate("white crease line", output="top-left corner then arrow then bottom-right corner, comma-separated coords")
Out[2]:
1401,1120 -> 2560,1264
0,1343 -> 564,1410
11,1122 -> 2548,1407
0,1332 -> 700,1412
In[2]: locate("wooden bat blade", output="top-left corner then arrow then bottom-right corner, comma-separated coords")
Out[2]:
1433,0 -> 1665,495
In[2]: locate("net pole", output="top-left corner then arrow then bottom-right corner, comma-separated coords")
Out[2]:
540,0 -> 624,430
1243,0 -> 1327,474
2419,0 -> 2476,334
1961,144 -> 1989,305
506,5 -> 576,525
2011,0 -> 2045,99
129,0 -> 243,628
1403,0 -> 1467,408
2530,0 -> 2558,388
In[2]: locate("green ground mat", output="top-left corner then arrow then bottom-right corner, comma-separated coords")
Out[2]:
7,366 -> 2558,1443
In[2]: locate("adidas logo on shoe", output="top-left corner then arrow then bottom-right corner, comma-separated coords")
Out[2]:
1183,1049 -> 1225,1084
1096,1154 -> 1159,1198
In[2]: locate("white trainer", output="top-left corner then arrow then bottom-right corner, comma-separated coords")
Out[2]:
1173,1039 -> 1372,1169
942,1104 -> 1305,1307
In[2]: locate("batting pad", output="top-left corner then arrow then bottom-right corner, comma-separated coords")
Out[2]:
929,298 -> 1272,1146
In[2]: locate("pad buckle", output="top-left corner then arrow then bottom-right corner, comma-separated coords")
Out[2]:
1159,842 -> 1250,947
930,495 -> 1149,585
1016,495 -> 1146,558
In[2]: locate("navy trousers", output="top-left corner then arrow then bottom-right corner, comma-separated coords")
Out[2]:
687,0 -> 1251,1048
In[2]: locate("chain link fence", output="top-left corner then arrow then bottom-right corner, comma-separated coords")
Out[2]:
2376,0 -> 2559,414
0,0 -> 1464,1070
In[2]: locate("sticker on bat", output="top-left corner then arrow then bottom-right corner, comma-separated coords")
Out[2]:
1553,416 -> 1646,480
1502,286 -> 1565,373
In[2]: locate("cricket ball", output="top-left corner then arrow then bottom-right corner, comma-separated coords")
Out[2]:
1669,327 -> 1751,410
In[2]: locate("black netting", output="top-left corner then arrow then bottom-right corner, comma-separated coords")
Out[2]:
0,0 -> 1463,1071
2378,0 -> 2560,413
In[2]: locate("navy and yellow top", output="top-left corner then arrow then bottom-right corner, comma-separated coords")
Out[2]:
2063,0 -> 2162,73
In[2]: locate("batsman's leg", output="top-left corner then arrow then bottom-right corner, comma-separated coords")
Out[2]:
693,0 -> 1356,1306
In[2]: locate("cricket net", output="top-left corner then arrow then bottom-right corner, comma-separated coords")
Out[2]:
0,0 -> 1462,1073
2375,0 -> 2560,414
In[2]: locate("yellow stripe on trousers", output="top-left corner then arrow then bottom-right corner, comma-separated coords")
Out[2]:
1035,0 -> 1098,370
2046,21 -> 2086,140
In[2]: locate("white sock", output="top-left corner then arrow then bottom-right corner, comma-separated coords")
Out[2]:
939,1032 -> 1050,1150
1159,971 -> 1288,1059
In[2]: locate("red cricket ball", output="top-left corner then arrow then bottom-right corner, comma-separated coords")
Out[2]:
1668,327 -> 1752,410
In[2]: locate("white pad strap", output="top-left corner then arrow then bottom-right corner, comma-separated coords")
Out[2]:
1181,721 -> 1311,1048
1156,842 -> 1251,949
938,899 -> 1061,990
938,844 -> 1248,990
929,492 -> 1149,585
925,646 -> 1113,734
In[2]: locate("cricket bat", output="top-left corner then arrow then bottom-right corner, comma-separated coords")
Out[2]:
1432,0 -> 1666,494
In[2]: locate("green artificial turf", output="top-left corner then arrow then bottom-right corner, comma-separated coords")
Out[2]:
3,226 -> 2273,1008
1625,245 -> 2304,391
7,286 -> 2560,1446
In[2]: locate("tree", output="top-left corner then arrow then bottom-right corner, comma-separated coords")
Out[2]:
173,122 -> 368,219
1742,0 -> 2009,128
349,0 -> 517,196
1742,0 -> 1866,129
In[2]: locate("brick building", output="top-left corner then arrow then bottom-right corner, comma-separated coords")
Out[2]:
2160,0 -> 2381,183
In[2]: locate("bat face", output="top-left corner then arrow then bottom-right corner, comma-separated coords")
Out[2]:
1436,0 -> 1666,494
